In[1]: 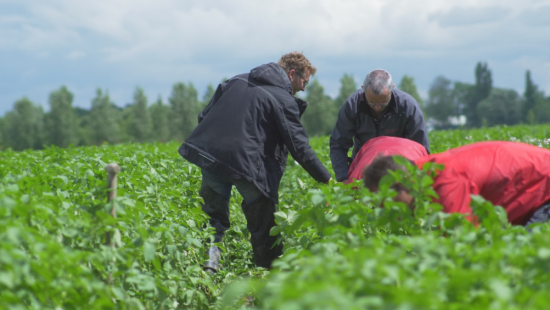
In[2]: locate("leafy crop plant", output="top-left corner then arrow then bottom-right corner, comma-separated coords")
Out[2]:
0,123 -> 549,309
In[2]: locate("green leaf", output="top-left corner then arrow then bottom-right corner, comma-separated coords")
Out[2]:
57,175 -> 69,185
421,175 -> 433,187
270,226 -> 282,236
167,244 -> 177,255
538,248 -> 550,260
0,272 -> 14,289
143,241 -> 156,262
113,229 -> 123,247
179,226 -> 189,236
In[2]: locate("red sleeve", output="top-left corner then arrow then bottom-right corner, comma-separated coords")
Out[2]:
434,176 -> 480,223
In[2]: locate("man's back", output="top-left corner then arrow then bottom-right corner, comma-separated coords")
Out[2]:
415,141 -> 550,225
347,136 -> 427,183
179,62 -> 330,202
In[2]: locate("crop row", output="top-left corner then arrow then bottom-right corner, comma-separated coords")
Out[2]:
0,124 -> 549,309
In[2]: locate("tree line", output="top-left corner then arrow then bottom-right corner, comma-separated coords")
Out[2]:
0,63 -> 548,151
0,83 -> 215,151
426,63 -> 550,129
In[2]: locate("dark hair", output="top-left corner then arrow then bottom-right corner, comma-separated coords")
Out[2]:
362,155 -> 412,192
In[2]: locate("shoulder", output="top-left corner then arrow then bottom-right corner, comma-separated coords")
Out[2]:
339,89 -> 364,112
392,89 -> 420,107
392,89 -> 422,115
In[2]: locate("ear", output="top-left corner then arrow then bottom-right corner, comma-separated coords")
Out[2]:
288,69 -> 296,81
361,84 -> 364,89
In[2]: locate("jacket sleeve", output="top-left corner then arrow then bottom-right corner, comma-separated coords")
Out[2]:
274,97 -> 331,183
403,103 -> 430,154
330,99 -> 356,182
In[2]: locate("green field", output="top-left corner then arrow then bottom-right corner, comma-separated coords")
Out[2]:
1,124 -> 550,309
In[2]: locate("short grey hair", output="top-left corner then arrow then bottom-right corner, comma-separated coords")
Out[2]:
363,69 -> 394,95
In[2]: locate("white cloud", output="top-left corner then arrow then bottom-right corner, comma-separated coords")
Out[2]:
429,6 -> 511,28
0,0 -> 549,115
68,50 -> 85,60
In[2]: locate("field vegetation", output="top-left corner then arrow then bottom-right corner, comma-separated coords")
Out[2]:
1,124 -> 550,309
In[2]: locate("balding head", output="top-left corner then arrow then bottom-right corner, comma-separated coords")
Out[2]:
363,70 -> 394,95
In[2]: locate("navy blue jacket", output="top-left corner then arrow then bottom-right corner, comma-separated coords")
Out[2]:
330,89 -> 430,182
179,63 -> 331,203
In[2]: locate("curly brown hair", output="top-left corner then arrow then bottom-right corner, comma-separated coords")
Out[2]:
277,52 -> 317,76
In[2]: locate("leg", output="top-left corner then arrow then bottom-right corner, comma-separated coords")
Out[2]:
200,170 -> 232,273
200,170 -> 232,242
239,194 -> 283,269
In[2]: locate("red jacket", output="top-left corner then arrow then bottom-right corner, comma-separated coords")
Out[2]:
415,141 -> 550,225
346,136 -> 428,184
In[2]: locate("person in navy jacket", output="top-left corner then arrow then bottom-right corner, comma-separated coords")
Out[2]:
179,52 -> 331,272
330,69 -> 429,184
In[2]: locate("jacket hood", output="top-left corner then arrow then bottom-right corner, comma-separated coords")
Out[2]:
249,62 -> 293,95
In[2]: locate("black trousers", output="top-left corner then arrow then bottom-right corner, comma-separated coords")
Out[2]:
199,171 -> 283,269
524,200 -> 550,229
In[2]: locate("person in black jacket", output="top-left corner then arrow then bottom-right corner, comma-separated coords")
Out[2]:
330,69 -> 430,183
178,52 -> 332,273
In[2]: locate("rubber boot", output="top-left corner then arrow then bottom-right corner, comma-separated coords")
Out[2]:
204,246 -> 222,275
200,183 -> 230,274
241,195 -> 283,269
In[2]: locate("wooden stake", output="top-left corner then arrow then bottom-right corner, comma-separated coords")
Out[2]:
105,163 -> 120,285
105,163 -> 121,247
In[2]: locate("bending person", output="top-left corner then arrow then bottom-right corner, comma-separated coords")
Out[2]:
363,141 -> 550,226
178,52 -> 331,273
330,69 -> 429,183
345,136 -> 428,184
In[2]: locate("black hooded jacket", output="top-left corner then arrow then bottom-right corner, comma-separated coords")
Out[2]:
178,63 -> 331,203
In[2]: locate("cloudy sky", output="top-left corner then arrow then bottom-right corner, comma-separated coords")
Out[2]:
1,0 -> 549,115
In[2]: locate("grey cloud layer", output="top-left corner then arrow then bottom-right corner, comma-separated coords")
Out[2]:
0,0 -> 549,114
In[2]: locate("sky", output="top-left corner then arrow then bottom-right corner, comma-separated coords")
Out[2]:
1,0 -> 550,116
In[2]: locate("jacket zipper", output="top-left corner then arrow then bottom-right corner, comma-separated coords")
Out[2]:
372,115 -> 381,137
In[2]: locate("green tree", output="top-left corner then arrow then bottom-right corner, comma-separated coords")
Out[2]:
127,86 -> 152,142
73,107 -> 92,146
169,82 -> 201,141
334,73 -> 357,108
476,88 -> 521,127
398,75 -> 424,109
425,76 -> 456,129
522,70 -> 547,123
464,62 -> 492,127
523,70 -> 537,120
45,86 -> 79,148
302,79 -> 337,136
87,88 -> 121,145
533,96 -> 550,124
4,97 -> 44,150
451,82 -> 473,118
150,95 -> 170,142
0,116 -> 6,149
